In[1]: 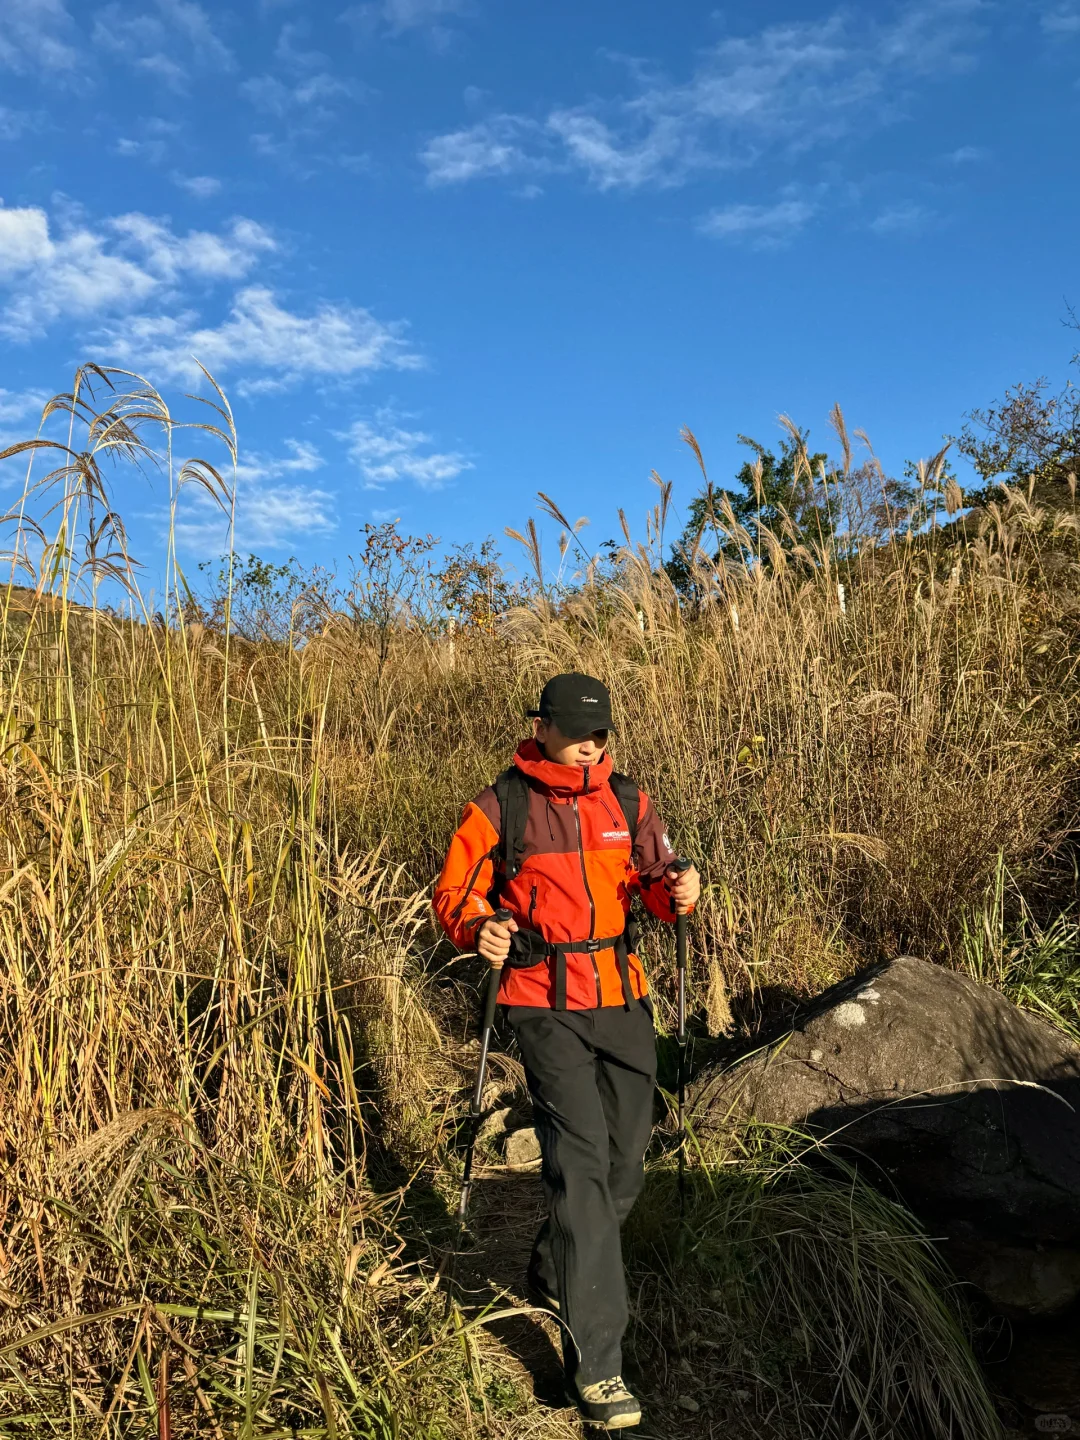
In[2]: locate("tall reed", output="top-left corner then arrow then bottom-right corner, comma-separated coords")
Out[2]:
3,368 -> 1075,1436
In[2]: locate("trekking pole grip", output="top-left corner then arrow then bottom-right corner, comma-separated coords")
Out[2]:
470,908 -> 510,1115
481,908 -> 510,1032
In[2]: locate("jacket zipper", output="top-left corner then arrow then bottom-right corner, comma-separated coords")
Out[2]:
572,796 -> 601,1006
528,883 -> 538,929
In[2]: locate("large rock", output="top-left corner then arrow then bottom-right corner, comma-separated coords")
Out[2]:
689,956 -> 1080,1315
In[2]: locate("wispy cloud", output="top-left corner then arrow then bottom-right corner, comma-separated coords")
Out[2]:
0,106 -> 39,140
0,387 -> 48,425
944,144 -> 988,163
869,201 -> 933,235
92,0 -> 234,91
175,439 -> 336,550
114,118 -> 182,167
0,204 -> 275,339
341,0 -> 470,41
0,203 -> 414,394
0,0 -> 81,75
421,2 -> 988,192
172,173 -> 223,199
99,287 -> 423,392
699,198 -> 816,246
422,116 -> 540,184
344,411 -> 471,488
1042,6 -> 1080,34
241,71 -> 361,117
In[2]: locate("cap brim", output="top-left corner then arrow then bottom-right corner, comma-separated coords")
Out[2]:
529,710 -> 615,736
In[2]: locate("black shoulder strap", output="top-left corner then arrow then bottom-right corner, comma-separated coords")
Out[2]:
609,771 -> 640,853
491,765 -> 530,898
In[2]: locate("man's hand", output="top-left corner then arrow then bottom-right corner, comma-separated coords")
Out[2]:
666,863 -> 701,916
477,913 -> 519,967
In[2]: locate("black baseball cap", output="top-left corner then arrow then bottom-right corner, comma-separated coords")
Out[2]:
527,672 -> 614,736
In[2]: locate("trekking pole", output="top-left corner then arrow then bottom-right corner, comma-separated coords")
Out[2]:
670,858 -> 693,1204
445,908 -> 509,1303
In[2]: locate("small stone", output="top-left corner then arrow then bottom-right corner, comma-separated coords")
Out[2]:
734,1389 -> 751,1404
478,1106 -> 512,1144
677,1358 -> 693,1375
676,1396 -> 700,1413
503,1126 -> 542,1170
810,1048 -> 824,1062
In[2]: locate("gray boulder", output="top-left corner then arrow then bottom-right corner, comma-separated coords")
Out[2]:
689,956 -> 1080,1316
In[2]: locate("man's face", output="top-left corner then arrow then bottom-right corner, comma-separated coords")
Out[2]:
534,717 -> 610,767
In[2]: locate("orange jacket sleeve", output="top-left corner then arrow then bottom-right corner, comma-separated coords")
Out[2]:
433,794 -> 501,949
631,791 -> 693,924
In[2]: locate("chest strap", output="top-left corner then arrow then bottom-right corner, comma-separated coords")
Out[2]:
508,929 -> 636,1010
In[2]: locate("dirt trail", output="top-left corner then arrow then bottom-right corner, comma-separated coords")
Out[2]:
453,1167 -> 582,1436
454,1165 -> 757,1440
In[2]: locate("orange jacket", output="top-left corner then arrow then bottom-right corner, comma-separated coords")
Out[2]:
433,740 -> 684,1010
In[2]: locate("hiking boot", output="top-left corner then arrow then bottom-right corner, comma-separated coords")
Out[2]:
575,1376 -> 641,1429
525,1261 -> 560,1314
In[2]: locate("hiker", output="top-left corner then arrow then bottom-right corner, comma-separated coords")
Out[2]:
434,673 -> 700,1430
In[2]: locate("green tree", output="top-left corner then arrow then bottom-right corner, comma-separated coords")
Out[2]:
958,310 -> 1080,510
667,431 -> 834,594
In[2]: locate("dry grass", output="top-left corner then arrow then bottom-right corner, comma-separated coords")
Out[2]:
2,367 -> 1079,1435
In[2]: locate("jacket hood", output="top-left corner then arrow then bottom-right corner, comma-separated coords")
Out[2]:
513,737 -> 613,798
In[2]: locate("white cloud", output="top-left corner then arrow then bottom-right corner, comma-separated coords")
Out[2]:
157,0 -> 233,66
422,116 -> 540,184
92,0 -> 234,88
0,206 -> 158,339
241,22 -> 364,133
0,387 -> 48,425
699,198 -> 816,246
0,107 -> 37,140
176,440 -> 336,550
547,109 -> 699,192
0,201 -> 423,398
234,438 -> 324,483
109,214 -> 275,281
869,201 -> 933,235
341,0 -> 468,39
116,136 -> 169,163
945,144 -> 988,163
421,2 -> 988,191
172,173 -> 223,198
1042,7 -> 1080,33
136,53 -> 189,90
99,287 -> 422,390
115,120 -> 181,166
241,71 -> 360,116
382,0 -> 467,29
0,0 -> 81,74
344,411 -> 471,489
0,204 -> 276,339
233,483 -> 336,544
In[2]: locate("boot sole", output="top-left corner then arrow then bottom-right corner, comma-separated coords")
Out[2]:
580,1410 -> 641,1429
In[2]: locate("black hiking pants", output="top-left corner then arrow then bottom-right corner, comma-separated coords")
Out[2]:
506,999 -> 656,1388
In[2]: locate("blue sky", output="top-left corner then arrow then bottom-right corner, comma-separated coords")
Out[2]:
1,0 -> 1078,588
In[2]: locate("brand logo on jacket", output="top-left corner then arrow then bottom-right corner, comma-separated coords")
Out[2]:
603,830 -> 630,841
581,695 -> 598,702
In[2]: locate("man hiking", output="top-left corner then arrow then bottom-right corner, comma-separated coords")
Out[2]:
434,673 -> 700,1430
